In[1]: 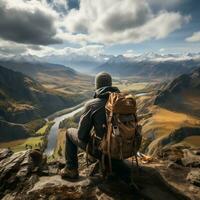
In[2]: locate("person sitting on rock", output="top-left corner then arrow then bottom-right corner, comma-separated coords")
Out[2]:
61,72 -> 120,179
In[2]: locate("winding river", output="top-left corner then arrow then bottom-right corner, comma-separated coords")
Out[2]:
44,92 -> 149,155
45,105 -> 84,155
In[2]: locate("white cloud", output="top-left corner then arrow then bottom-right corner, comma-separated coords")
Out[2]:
0,38 -> 105,66
51,0 -> 68,9
25,44 -> 104,57
3,0 -> 58,17
0,0 -> 193,59
123,50 -> 141,58
159,48 -> 166,52
186,31 -> 200,42
0,39 -> 39,57
61,0 -> 190,44
56,31 -> 89,45
0,41 -> 24,58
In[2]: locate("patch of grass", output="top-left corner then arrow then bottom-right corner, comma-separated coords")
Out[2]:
143,106 -> 200,138
0,136 -> 44,152
115,82 -> 149,92
179,136 -> 200,148
37,72 -> 93,96
52,128 -> 66,160
59,111 -> 81,129
25,118 -> 46,133
36,121 -> 54,135
142,105 -> 200,154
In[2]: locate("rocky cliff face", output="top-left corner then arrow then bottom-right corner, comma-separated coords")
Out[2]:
0,148 -> 199,200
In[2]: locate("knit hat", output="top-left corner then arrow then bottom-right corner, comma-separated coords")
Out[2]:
95,72 -> 112,89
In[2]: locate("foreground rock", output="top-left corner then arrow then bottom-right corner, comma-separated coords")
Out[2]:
0,148 -> 199,200
187,169 -> 200,187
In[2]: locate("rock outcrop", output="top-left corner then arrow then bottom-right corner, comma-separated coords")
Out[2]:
0,148 -> 200,200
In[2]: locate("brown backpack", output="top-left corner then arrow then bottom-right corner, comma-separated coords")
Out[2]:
100,92 -> 142,171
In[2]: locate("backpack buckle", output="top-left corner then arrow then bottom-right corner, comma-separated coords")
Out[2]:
113,126 -> 120,136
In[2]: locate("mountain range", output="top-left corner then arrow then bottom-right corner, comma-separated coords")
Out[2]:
2,52 -> 200,78
95,54 -> 200,79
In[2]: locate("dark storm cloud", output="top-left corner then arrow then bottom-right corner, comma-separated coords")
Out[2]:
0,44 -> 27,55
104,7 -> 150,32
0,1 -> 62,45
0,42 -> 43,57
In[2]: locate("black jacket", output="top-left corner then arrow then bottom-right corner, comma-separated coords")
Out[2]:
77,86 -> 120,143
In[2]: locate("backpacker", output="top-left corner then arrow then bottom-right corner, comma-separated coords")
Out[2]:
100,92 -> 142,172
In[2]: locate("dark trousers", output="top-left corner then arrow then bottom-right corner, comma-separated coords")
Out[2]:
65,128 -> 87,169
65,128 -> 132,184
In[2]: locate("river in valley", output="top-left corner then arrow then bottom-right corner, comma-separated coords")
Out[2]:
45,105 -> 84,155
44,92 -> 149,155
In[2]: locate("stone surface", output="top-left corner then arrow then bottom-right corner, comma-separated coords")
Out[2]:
181,149 -> 200,167
187,169 -> 200,187
0,149 -> 44,198
157,145 -> 200,168
0,148 -> 13,161
0,148 -> 200,200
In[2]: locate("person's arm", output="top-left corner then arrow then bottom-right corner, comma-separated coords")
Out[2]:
77,102 -> 93,143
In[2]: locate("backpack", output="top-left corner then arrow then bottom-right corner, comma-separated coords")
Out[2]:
100,92 -> 142,172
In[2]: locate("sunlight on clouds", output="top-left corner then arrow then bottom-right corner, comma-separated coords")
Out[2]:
0,0 -> 197,59
3,0 -> 58,17
186,31 -> 200,42
62,0 -> 190,44
123,50 -> 141,58
26,45 -> 104,57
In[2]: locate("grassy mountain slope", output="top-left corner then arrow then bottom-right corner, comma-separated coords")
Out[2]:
154,68 -> 200,117
0,60 -> 93,95
0,65 -> 86,123
138,69 -> 200,155
0,65 -> 88,142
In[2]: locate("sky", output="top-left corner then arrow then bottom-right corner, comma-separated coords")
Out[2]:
0,0 -> 200,60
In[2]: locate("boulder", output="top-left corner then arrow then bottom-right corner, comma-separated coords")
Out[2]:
187,169 -> 200,187
0,149 -> 13,161
181,149 -> 200,167
0,149 -> 198,200
0,149 -> 45,198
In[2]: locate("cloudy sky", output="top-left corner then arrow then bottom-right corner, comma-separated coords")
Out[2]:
0,0 -> 200,60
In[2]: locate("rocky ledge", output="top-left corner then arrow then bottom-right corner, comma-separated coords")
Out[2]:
0,147 -> 199,200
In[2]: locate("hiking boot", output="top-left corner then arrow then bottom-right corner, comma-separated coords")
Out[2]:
60,167 -> 79,180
